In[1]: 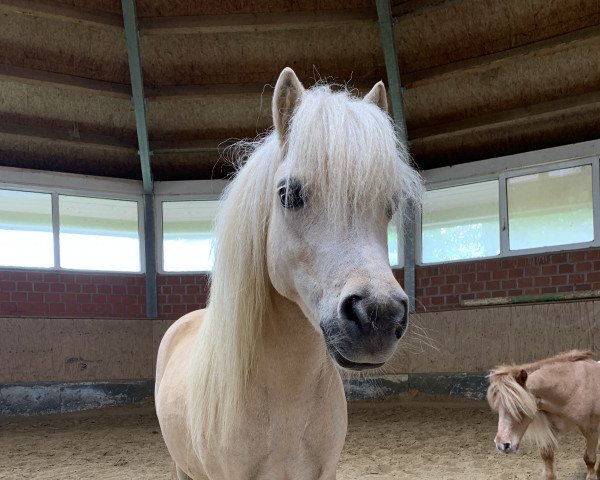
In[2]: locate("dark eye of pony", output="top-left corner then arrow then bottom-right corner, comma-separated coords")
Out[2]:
277,178 -> 306,209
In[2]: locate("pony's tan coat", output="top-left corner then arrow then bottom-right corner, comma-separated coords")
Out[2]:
488,350 -> 600,480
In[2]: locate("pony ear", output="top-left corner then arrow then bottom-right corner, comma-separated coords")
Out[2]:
272,67 -> 305,144
363,81 -> 388,112
516,369 -> 528,386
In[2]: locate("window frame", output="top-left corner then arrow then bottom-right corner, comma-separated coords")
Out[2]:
154,180 -> 228,275
0,168 -> 145,273
419,149 -> 600,266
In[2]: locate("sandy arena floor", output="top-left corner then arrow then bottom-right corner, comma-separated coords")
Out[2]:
0,397 -> 592,479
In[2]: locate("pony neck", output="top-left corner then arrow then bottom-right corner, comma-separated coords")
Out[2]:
258,289 -> 333,390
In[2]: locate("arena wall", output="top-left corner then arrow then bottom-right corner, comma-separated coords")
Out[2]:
2,246 -> 600,413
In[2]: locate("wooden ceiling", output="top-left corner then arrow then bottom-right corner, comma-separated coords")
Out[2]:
0,0 -> 598,181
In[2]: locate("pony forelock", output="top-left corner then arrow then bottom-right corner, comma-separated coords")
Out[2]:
186,82 -> 422,449
487,371 -> 538,421
283,85 -> 422,231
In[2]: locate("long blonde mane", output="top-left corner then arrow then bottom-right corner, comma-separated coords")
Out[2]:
187,84 -> 422,448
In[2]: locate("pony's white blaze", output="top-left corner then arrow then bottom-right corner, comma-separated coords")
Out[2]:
155,67 -> 422,480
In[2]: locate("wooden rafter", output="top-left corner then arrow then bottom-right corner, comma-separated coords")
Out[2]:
410,90 -> 600,141
403,25 -> 600,87
0,64 -> 131,99
0,121 -> 136,152
0,0 -> 122,28
138,8 -> 376,35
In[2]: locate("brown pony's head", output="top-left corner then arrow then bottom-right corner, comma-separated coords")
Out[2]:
487,368 -> 537,453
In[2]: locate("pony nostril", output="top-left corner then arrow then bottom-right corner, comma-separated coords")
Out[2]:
340,295 -> 371,333
502,443 -> 510,451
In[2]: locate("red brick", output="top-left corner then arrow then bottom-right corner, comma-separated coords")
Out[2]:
62,293 -> 77,304
27,292 -> 44,302
430,276 -> 445,286
95,303 -> 113,315
509,269 -> 523,278
534,276 -> 550,287
508,289 -> 523,296
49,303 -> 66,315
166,276 -> 182,285
558,264 -> 574,274
541,265 -> 557,275
454,284 -> 469,294
485,281 -> 501,290
501,279 -> 517,289
551,275 -> 568,286
81,303 -> 96,315
470,282 -> 485,292
126,304 -> 142,316
44,292 -> 60,303
65,303 -> 80,315
0,281 -> 16,290
462,273 -> 476,283
16,281 -> 33,292
445,295 -> 460,306
10,272 -> 26,281
425,287 -> 438,296
112,285 -> 126,295
557,285 -> 574,293
50,283 -> 66,292
26,272 -> 44,281
492,270 -> 508,280
431,296 -> 444,305
11,292 -> 26,302
1,302 -> 17,313
43,273 -> 59,282
182,294 -> 197,303
524,267 -> 541,277
0,291 -> 9,302
77,293 -> 92,303
82,284 -> 96,294
172,285 -> 186,294
92,294 -> 107,303
60,273 -> 76,283
587,272 -> 600,283
569,274 -> 585,284
476,271 -> 491,282
127,286 -> 142,295
540,287 -> 557,294
568,251 -> 587,262
576,262 -> 592,272
523,288 -> 538,295
97,285 -> 112,294
439,285 -> 453,295
516,277 -> 532,288
122,295 -> 138,305
33,282 -> 49,292
66,283 -> 81,293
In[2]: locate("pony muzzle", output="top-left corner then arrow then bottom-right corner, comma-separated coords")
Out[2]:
320,292 -> 409,370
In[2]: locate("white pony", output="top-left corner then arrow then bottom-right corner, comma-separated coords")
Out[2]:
155,67 -> 422,479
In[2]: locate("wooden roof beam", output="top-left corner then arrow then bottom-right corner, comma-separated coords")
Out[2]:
403,25 -> 600,87
138,8 -> 376,35
0,0 -> 122,28
0,64 -> 131,99
409,90 -> 600,141
0,121 -> 136,151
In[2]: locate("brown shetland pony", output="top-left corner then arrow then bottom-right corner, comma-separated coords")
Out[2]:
487,350 -> 600,480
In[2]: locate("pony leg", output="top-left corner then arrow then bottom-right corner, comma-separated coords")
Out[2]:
581,429 -> 599,480
541,449 -> 555,480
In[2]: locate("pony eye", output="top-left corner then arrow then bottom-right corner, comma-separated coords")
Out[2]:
277,178 -> 306,209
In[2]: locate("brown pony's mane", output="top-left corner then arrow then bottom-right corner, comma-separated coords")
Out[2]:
487,350 -> 596,420
492,350 -> 596,377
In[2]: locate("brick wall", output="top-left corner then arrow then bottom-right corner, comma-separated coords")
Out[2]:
0,270 -> 209,320
2,248 -> 599,318
414,249 -> 600,312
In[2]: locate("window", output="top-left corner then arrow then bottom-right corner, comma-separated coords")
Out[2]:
507,165 -> 594,250
0,189 -> 54,268
421,181 -> 500,264
162,200 -> 219,272
59,195 -> 141,272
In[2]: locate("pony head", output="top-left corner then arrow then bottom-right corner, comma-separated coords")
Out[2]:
487,368 -> 538,453
266,68 -> 422,370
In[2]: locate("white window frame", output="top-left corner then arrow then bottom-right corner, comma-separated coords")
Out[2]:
154,180 -> 228,275
0,167 -> 145,273
419,139 -> 600,265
